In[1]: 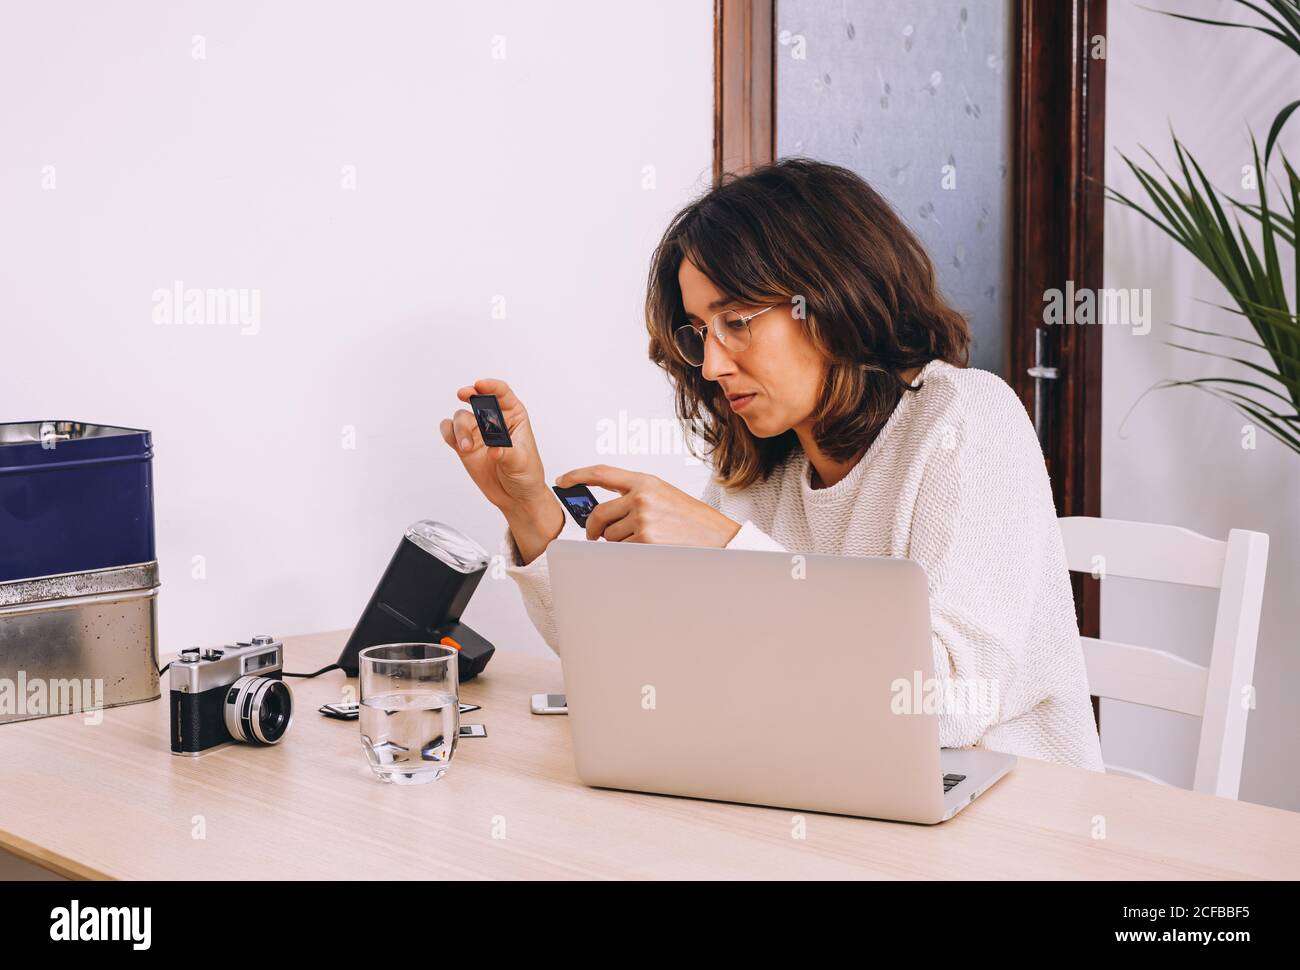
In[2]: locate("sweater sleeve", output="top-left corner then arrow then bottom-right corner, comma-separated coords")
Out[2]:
700,475 -> 788,552
501,475 -> 777,656
905,403 -> 1062,750
498,526 -> 562,655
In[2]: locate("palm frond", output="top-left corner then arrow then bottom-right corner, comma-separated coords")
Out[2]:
1141,0 -> 1300,58
1110,0 -> 1300,455
1155,377 -> 1300,454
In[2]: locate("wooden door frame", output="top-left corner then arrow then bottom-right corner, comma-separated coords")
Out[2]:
714,0 -> 774,182
1009,0 -> 1106,722
715,0 -> 1107,707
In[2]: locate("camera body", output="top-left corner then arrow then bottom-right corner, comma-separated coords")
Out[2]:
169,635 -> 293,756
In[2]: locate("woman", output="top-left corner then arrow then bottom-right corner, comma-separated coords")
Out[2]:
440,158 -> 1104,772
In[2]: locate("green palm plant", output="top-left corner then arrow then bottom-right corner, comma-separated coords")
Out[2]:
1105,0 -> 1300,453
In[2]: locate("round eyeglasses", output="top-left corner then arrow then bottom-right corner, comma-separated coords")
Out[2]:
671,303 -> 783,367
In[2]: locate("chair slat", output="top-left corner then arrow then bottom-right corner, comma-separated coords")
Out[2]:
1059,516 -> 1226,588
1080,636 -> 1208,716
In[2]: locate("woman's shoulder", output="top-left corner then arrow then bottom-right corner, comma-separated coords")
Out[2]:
902,360 -> 1043,473
915,359 -> 1022,411
909,360 -> 1033,435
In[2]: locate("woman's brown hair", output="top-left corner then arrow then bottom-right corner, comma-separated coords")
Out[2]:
646,157 -> 970,490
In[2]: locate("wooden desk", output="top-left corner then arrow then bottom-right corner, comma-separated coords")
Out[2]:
1,631 -> 1296,880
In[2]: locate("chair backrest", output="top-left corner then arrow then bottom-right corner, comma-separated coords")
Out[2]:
1058,516 -> 1269,799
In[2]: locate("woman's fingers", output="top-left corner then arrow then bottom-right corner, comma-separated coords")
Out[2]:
598,516 -> 638,543
456,379 -> 523,416
584,494 -> 633,541
438,418 -> 456,449
450,410 -> 482,453
556,464 -> 643,494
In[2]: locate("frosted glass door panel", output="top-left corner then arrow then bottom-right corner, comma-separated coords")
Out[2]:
776,1 -> 1014,376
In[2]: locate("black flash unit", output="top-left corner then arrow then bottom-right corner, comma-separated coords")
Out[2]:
336,520 -> 496,681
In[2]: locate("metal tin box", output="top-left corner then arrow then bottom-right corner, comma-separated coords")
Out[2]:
0,562 -> 161,724
0,421 -> 156,582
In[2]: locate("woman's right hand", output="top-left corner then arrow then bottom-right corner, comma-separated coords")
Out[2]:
439,378 -> 564,565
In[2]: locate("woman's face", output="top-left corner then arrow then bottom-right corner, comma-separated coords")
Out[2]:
677,258 -> 826,439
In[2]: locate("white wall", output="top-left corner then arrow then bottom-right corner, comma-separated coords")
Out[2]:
1104,0 -> 1300,810
0,1 -> 715,660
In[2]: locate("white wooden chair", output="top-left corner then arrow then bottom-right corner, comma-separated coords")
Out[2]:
1058,516 -> 1269,799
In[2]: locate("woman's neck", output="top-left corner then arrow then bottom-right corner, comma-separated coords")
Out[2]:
797,435 -> 860,490
797,365 -> 925,491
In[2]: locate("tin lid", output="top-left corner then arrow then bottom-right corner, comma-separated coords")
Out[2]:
0,421 -> 143,446
403,520 -> 490,573
0,421 -> 152,470
0,561 -> 160,608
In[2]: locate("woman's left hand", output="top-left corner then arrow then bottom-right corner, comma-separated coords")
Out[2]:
555,465 -> 742,547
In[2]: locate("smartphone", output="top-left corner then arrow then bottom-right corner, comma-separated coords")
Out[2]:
469,394 -> 512,448
530,692 -> 568,714
552,484 -> 599,528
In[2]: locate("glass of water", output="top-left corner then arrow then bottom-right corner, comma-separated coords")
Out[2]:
358,643 -> 458,785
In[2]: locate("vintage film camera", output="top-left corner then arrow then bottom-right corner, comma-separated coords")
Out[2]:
169,635 -> 293,755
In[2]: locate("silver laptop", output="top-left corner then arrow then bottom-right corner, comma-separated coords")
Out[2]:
548,539 -> 1015,824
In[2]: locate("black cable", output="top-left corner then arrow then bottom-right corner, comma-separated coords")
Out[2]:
284,662 -> 342,679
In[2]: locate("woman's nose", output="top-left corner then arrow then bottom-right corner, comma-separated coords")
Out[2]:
700,331 -> 736,381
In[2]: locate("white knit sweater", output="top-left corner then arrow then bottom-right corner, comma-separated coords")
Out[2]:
501,359 -> 1105,771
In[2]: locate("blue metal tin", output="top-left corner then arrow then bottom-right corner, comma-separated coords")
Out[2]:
0,421 -> 156,582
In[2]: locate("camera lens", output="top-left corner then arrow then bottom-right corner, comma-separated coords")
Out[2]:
223,675 -> 294,745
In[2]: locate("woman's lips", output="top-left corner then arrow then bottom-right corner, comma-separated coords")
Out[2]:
728,393 -> 757,412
